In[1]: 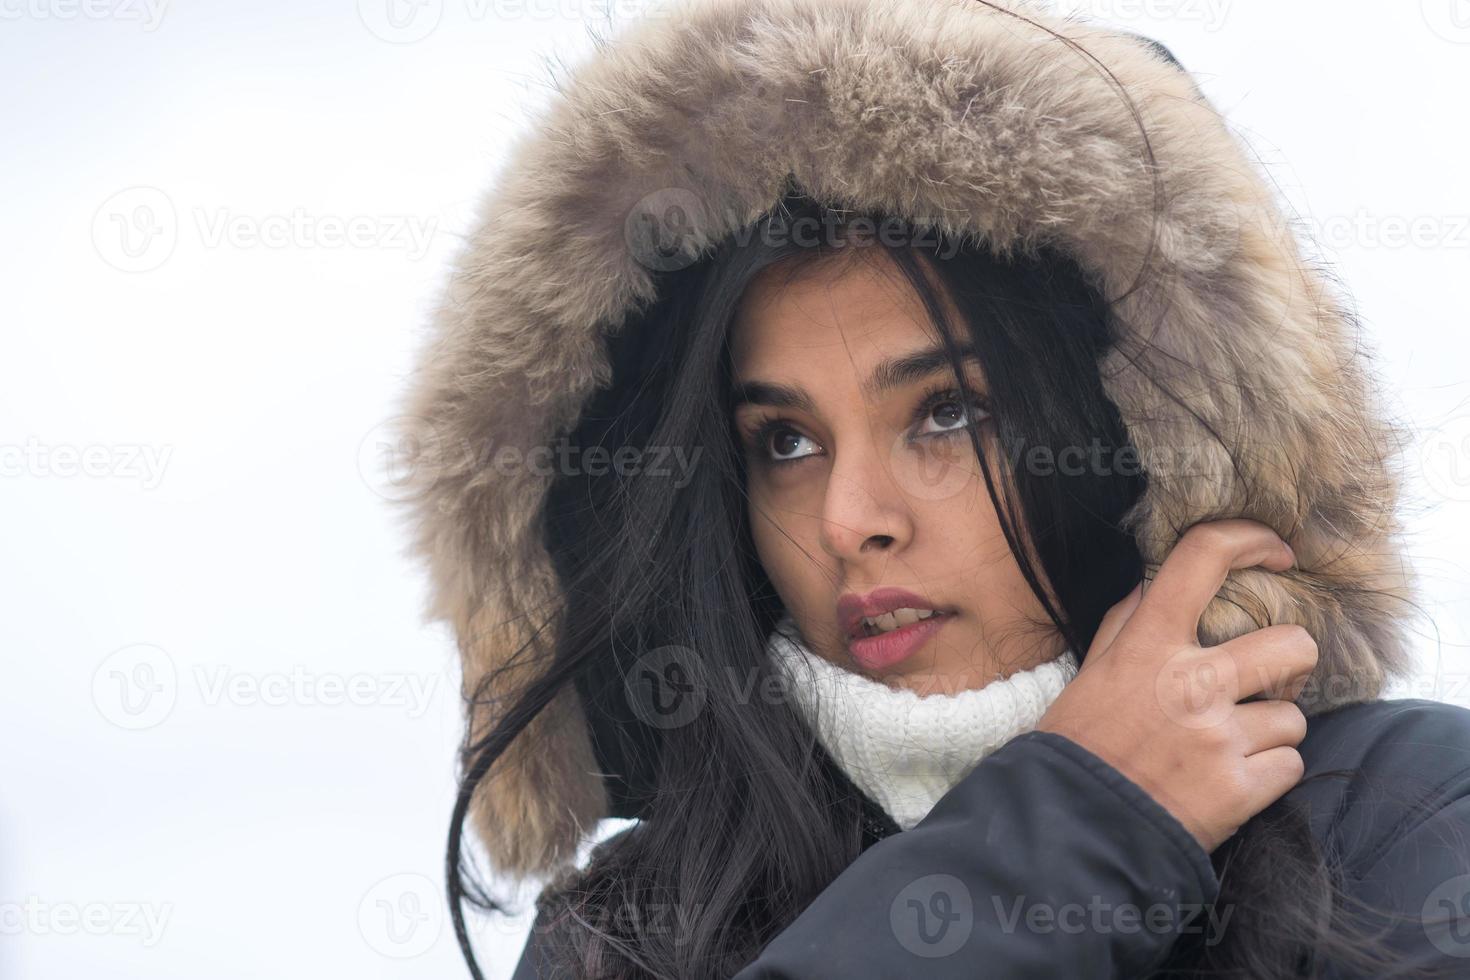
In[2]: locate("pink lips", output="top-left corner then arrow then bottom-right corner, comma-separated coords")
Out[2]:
835,587 -> 953,672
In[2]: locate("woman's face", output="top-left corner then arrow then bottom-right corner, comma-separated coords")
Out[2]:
730,249 -> 1065,696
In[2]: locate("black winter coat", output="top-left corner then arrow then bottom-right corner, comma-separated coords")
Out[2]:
510,697 -> 1470,978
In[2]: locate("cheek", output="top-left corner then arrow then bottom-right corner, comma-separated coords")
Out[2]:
914,499 -> 1033,603
748,501 -> 828,620
918,486 -> 1055,611
749,504 -> 803,589
913,489 -> 1001,550
746,472 -> 821,555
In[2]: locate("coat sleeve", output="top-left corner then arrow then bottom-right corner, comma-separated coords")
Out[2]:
508,729 -> 1219,979
1309,700 -> 1470,978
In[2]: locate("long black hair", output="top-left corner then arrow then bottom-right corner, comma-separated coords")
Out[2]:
443,189 -> 1423,979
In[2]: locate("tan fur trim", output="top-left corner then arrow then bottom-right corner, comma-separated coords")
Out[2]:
396,0 -> 1416,878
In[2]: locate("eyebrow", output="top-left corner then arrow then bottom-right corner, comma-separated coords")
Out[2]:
730,343 -> 982,413
864,345 -> 981,399
730,378 -> 816,415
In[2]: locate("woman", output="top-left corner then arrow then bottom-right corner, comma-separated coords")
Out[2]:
396,1 -> 1470,976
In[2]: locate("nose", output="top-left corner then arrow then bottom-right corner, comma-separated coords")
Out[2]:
817,439 -> 915,564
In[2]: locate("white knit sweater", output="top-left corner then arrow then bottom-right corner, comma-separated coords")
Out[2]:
764,612 -> 1079,831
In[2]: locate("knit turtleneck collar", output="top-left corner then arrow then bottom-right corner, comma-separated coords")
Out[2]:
765,612 -> 1079,832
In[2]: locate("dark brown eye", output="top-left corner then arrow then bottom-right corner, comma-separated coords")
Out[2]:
932,400 -> 966,429
767,428 -> 817,462
916,392 -> 990,437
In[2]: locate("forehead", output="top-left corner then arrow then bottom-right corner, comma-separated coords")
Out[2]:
730,250 -> 951,372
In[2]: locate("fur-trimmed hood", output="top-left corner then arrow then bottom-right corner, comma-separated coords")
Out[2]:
396,0 -> 1416,880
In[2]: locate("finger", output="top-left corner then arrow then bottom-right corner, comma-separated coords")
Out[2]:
1219,624 -> 1319,701
1234,699 -> 1308,755
1241,744 -> 1306,813
1088,580 -> 1144,659
1132,519 -> 1295,647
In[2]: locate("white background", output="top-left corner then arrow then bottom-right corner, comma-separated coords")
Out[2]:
2,1 -> 1467,977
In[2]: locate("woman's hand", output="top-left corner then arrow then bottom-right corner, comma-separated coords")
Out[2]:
1036,518 -> 1315,853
